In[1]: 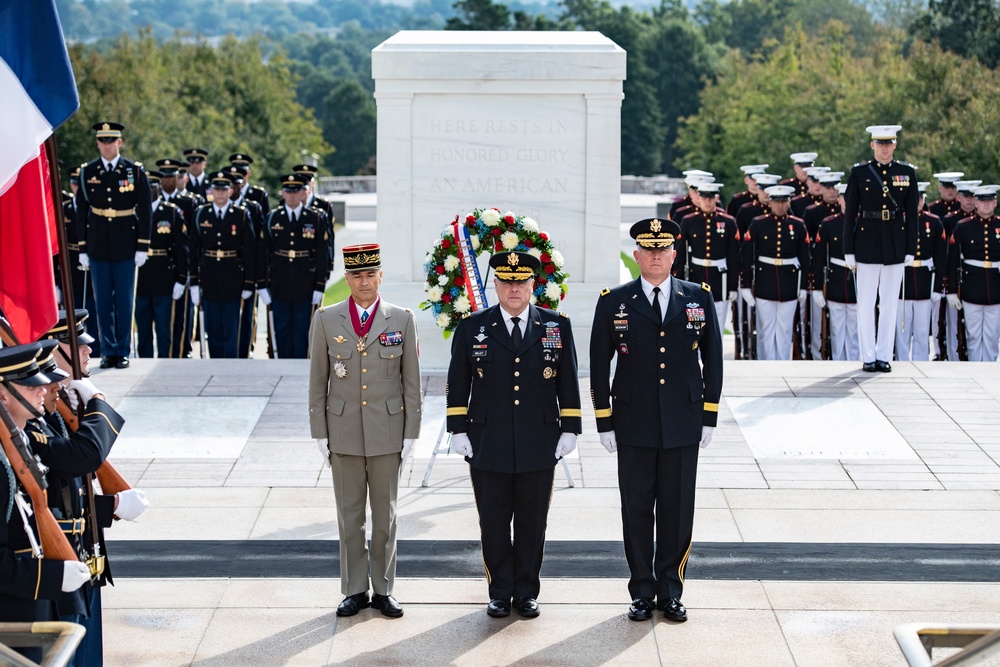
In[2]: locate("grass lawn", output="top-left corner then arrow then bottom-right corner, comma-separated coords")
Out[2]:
323,277 -> 350,306
621,251 -> 639,279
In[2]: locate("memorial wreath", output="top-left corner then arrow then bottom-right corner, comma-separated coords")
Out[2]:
420,207 -> 569,337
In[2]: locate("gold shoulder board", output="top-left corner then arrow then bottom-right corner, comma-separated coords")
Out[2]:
600,287 -> 610,296
702,283 -> 711,292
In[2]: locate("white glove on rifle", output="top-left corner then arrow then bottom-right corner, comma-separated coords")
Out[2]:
190,286 -> 201,306
317,438 -> 330,467
845,254 -> 857,271
947,294 -> 963,310
811,290 -> 826,309
115,489 -> 149,521
172,282 -> 185,300
401,438 -> 415,461
555,433 -> 577,458
134,251 -> 148,267
241,290 -> 253,300
79,253 -> 90,269
797,290 -> 807,304
61,561 -> 91,592
904,254 -> 914,267
931,291 -> 942,304
599,431 -> 617,454
67,378 -> 100,405
726,291 -> 737,302
740,288 -> 756,308
55,285 -> 63,307
258,288 -> 272,306
312,290 -> 324,306
450,432 -> 473,457
699,426 -> 715,449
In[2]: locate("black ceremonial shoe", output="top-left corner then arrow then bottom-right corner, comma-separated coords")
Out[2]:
512,597 -> 540,618
371,593 -> 403,618
627,597 -> 654,621
487,598 -> 511,618
660,597 -> 688,622
99,356 -> 113,369
336,592 -> 370,617
862,361 -> 877,372
116,356 -> 130,369
875,360 -> 892,373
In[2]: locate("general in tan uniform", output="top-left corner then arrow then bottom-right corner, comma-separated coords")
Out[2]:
308,243 -> 421,618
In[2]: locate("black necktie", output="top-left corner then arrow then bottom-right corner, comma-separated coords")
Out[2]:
652,287 -> 662,322
510,316 -> 522,351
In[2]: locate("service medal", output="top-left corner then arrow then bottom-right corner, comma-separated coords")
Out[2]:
543,367 -> 553,379
333,361 -> 348,379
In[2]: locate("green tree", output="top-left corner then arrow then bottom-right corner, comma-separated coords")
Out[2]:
318,80 -> 377,176
447,0 -> 512,29
909,0 -> 1000,67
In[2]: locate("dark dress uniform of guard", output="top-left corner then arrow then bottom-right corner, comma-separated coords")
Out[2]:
844,125 -> 919,372
74,122 -> 152,370
790,167 -> 828,218
736,173 -> 779,235
940,181 -> 980,361
590,218 -> 722,623
261,175 -> 329,358
812,201 -> 860,361
183,148 -> 210,199
189,173 -> 257,358
929,172 -> 964,220
135,172 -> 188,358
56,166 -> 102,358
801,173 -> 844,360
670,171 -> 713,222
726,164 -> 767,217
294,164 -> 336,268
156,159 -> 200,359
740,186 -> 810,360
895,186 -> 947,362
674,181 -> 740,337
781,152 -> 818,197
446,251 -> 582,620
946,185 -> 1000,361
229,153 -> 270,217
226,165 -> 267,359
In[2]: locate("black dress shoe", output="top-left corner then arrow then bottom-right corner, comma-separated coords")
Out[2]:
336,592 -> 369,617
486,598 -> 511,618
512,597 -> 540,618
115,356 -> 130,369
99,356 -> 113,369
627,597 -> 654,621
371,593 -> 403,618
660,597 -> 688,622
875,360 -> 892,373
862,361 -> 877,372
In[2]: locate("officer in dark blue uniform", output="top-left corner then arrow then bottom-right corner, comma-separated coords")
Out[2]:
183,148 -> 210,199
669,171 -> 713,222
189,172 -> 257,358
293,164 -> 336,268
446,251 -> 581,620
781,152 -> 818,197
735,172 -> 779,235
790,166 -> 830,218
929,172 -> 964,220
801,172 -> 844,359
260,174 -> 329,358
590,218 -> 722,624
134,171 -> 188,358
229,153 -> 270,217
811,184 -> 859,360
726,164 -> 767,217
74,121 -> 152,370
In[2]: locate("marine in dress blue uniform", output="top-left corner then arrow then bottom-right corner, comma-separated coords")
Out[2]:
940,180 -> 981,361
669,171 -> 713,222
446,251 -> 581,620
810,184 -> 860,360
780,152 -> 818,197
590,218 -> 722,624
726,164 -> 767,217
801,172 -> 844,360
929,172 -> 964,220
790,166 -> 830,218
74,122 -> 152,370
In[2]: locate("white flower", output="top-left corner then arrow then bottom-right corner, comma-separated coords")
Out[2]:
501,231 -> 519,250
521,217 -> 539,233
426,286 -> 443,302
545,282 -> 562,302
529,295 -> 538,305
436,313 -> 451,328
470,235 -> 480,251
551,250 -> 565,268
444,255 -> 460,272
434,238 -> 442,248
503,211 -> 517,222
480,209 -> 501,226
442,224 -> 454,237
438,274 -> 450,286
454,294 -> 471,313
527,247 -> 542,259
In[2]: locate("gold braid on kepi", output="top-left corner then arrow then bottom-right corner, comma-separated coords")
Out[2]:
630,218 -> 680,249
490,251 -> 540,282
343,243 -> 382,272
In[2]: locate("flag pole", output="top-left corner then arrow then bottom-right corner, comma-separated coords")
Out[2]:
44,135 -> 82,379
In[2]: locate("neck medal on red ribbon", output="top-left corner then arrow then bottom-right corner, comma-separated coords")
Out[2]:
348,296 -> 379,352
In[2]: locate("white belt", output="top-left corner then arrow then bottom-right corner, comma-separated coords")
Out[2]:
964,259 -> 1000,270
910,258 -> 934,270
829,257 -> 848,268
757,256 -> 800,268
691,256 -> 726,270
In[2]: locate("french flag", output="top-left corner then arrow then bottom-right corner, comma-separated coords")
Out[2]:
0,0 -> 79,341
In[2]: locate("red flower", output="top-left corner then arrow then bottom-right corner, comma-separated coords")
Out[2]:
435,265 -> 445,275
560,291 -> 566,300
544,264 -> 556,274
536,275 -> 547,284
466,215 -> 476,224
495,241 -> 504,251
539,232 -> 549,241
441,238 -> 451,249
492,228 -> 502,236
454,276 -> 464,286
441,294 -> 452,303
540,253 -> 551,263
504,214 -> 515,224
523,238 -> 534,248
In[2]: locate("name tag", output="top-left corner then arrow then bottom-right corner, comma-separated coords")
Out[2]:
379,331 -> 403,346
614,319 -> 628,331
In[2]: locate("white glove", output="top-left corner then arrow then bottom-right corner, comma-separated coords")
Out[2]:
190,286 -> 201,306
134,251 -> 148,267
67,378 -> 100,405
740,288 -> 756,308
241,289 -> 253,300
401,438 -> 415,461
947,294 -> 963,310
904,254 -> 914,267
811,291 -> 826,309
115,489 -> 149,521
55,285 -> 63,306
726,291 -> 737,302
317,438 -> 330,467
797,290 -> 807,303
599,431 -> 617,453
312,290 -> 324,306
931,291 -> 942,304
699,426 -> 715,449
845,254 -> 856,270
172,282 -> 185,300
450,432 -> 473,457
258,288 -> 272,306
61,561 -> 91,592
555,433 -> 577,458
79,253 -> 90,269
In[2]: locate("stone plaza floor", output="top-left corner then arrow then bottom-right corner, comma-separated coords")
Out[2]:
82,357 -> 1000,666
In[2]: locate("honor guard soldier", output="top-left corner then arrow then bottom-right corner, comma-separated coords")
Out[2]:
229,153 -> 270,217
895,183 -> 947,361
446,251 -> 581,619
674,181 -> 740,336
844,124 -> 919,372
75,121 -> 152,370
590,218 -> 722,623
309,243 -> 422,619
670,171 -> 713,222
135,171 -> 188,358
55,166 -> 102,358
736,172 -> 780,235
183,148 -> 210,199
782,152 -> 818,197
293,164 -> 336,268
930,172 -> 964,219
726,164 -> 768,217
260,174 -> 329,358
811,184 -> 860,360
740,185 -> 810,360
802,172 -> 844,359
225,165 -> 267,358
156,158 -> 200,359
940,180 -> 981,360
156,158 -> 199,222
189,172 -> 257,358
791,166 -> 830,218
946,185 -> 1000,361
